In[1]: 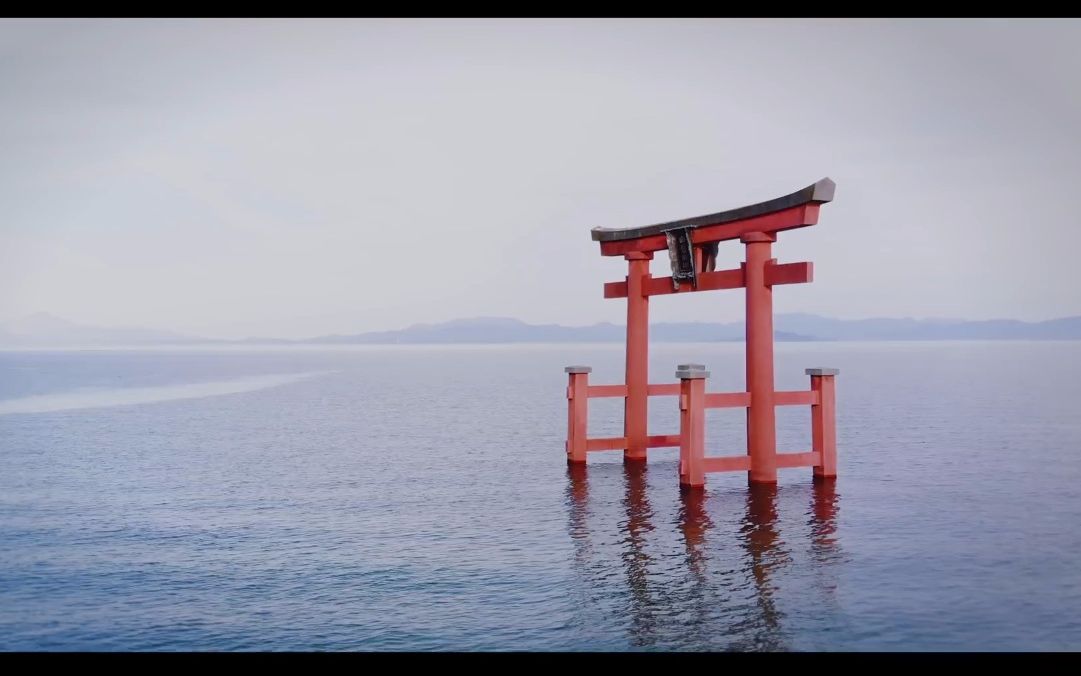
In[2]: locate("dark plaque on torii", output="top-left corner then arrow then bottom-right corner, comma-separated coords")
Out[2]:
664,228 -> 697,291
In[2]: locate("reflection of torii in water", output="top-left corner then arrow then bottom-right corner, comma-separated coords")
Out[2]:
725,482 -> 843,651
726,483 -> 791,651
563,464 -> 663,648
564,467 -> 842,651
620,462 -> 658,647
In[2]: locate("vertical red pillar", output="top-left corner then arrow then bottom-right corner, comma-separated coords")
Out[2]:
565,366 -> 591,464
624,252 -> 652,463
676,363 -> 704,481
742,232 -> 778,484
677,365 -> 708,489
807,368 -> 839,480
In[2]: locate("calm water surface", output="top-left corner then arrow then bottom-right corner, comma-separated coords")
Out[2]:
1,341 -> 1079,651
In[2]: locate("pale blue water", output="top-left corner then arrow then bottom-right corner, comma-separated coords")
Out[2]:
1,341 -> 1079,651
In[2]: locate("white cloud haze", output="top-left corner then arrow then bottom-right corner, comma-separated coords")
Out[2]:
2,18 -> 1080,339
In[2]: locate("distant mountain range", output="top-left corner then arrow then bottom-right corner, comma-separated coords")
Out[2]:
0,313 -> 202,346
294,317 -> 818,344
295,314 -> 1081,343
3,312 -> 1080,347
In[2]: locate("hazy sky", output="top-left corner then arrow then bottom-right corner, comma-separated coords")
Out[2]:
3,18 -> 1080,339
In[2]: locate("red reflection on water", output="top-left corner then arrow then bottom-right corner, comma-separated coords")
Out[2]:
811,478 -> 840,546
563,466 -> 842,650
678,487 -> 713,580
620,462 -> 657,647
566,463 -> 589,510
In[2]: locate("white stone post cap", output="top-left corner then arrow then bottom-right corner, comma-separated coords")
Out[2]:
565,366 -> 592,374
676,369 -> 710,380
805,368 -> 840,376
677,363 -> 706,371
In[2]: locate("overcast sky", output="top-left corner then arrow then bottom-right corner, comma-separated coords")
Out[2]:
2,18 -> 1080,339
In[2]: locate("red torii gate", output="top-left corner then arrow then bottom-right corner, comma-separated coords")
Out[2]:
564,178 -> 839,487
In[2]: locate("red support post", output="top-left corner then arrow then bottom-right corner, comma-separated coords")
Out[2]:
565,366 -> 591,464
677,365 -> 709,489
742,232 -> 778,484
807,368 -> 839,480
624,252 -> 652,463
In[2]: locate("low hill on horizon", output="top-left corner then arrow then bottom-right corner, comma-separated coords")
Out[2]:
4,313 -> 1081,347
0,313 -> 204,347
296,314 -> 1081,344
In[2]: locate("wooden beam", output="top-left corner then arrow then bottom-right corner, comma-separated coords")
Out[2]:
598,203 -> 820,256
776,451 -> 821,468
592,178 -> 834,243
605,262 -> 810,299
586,437 -> 627,451
765,261 -> 814,286
692,204 -> 820,247
647,383 -> 680,396
603,280 -> 628,299
599,234 -> 668,257
704,392 -> 751,409
702,455 -> 752,472
587,384 -> 628,398
644,268 -> 745,297
774,390 -> 818,406
606,268 -> 746,299
647,434 -> 680,448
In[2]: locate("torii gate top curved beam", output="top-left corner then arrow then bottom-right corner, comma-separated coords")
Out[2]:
589,177 -> 835,256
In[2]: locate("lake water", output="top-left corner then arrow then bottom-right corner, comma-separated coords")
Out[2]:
1,341 -> 1079,651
